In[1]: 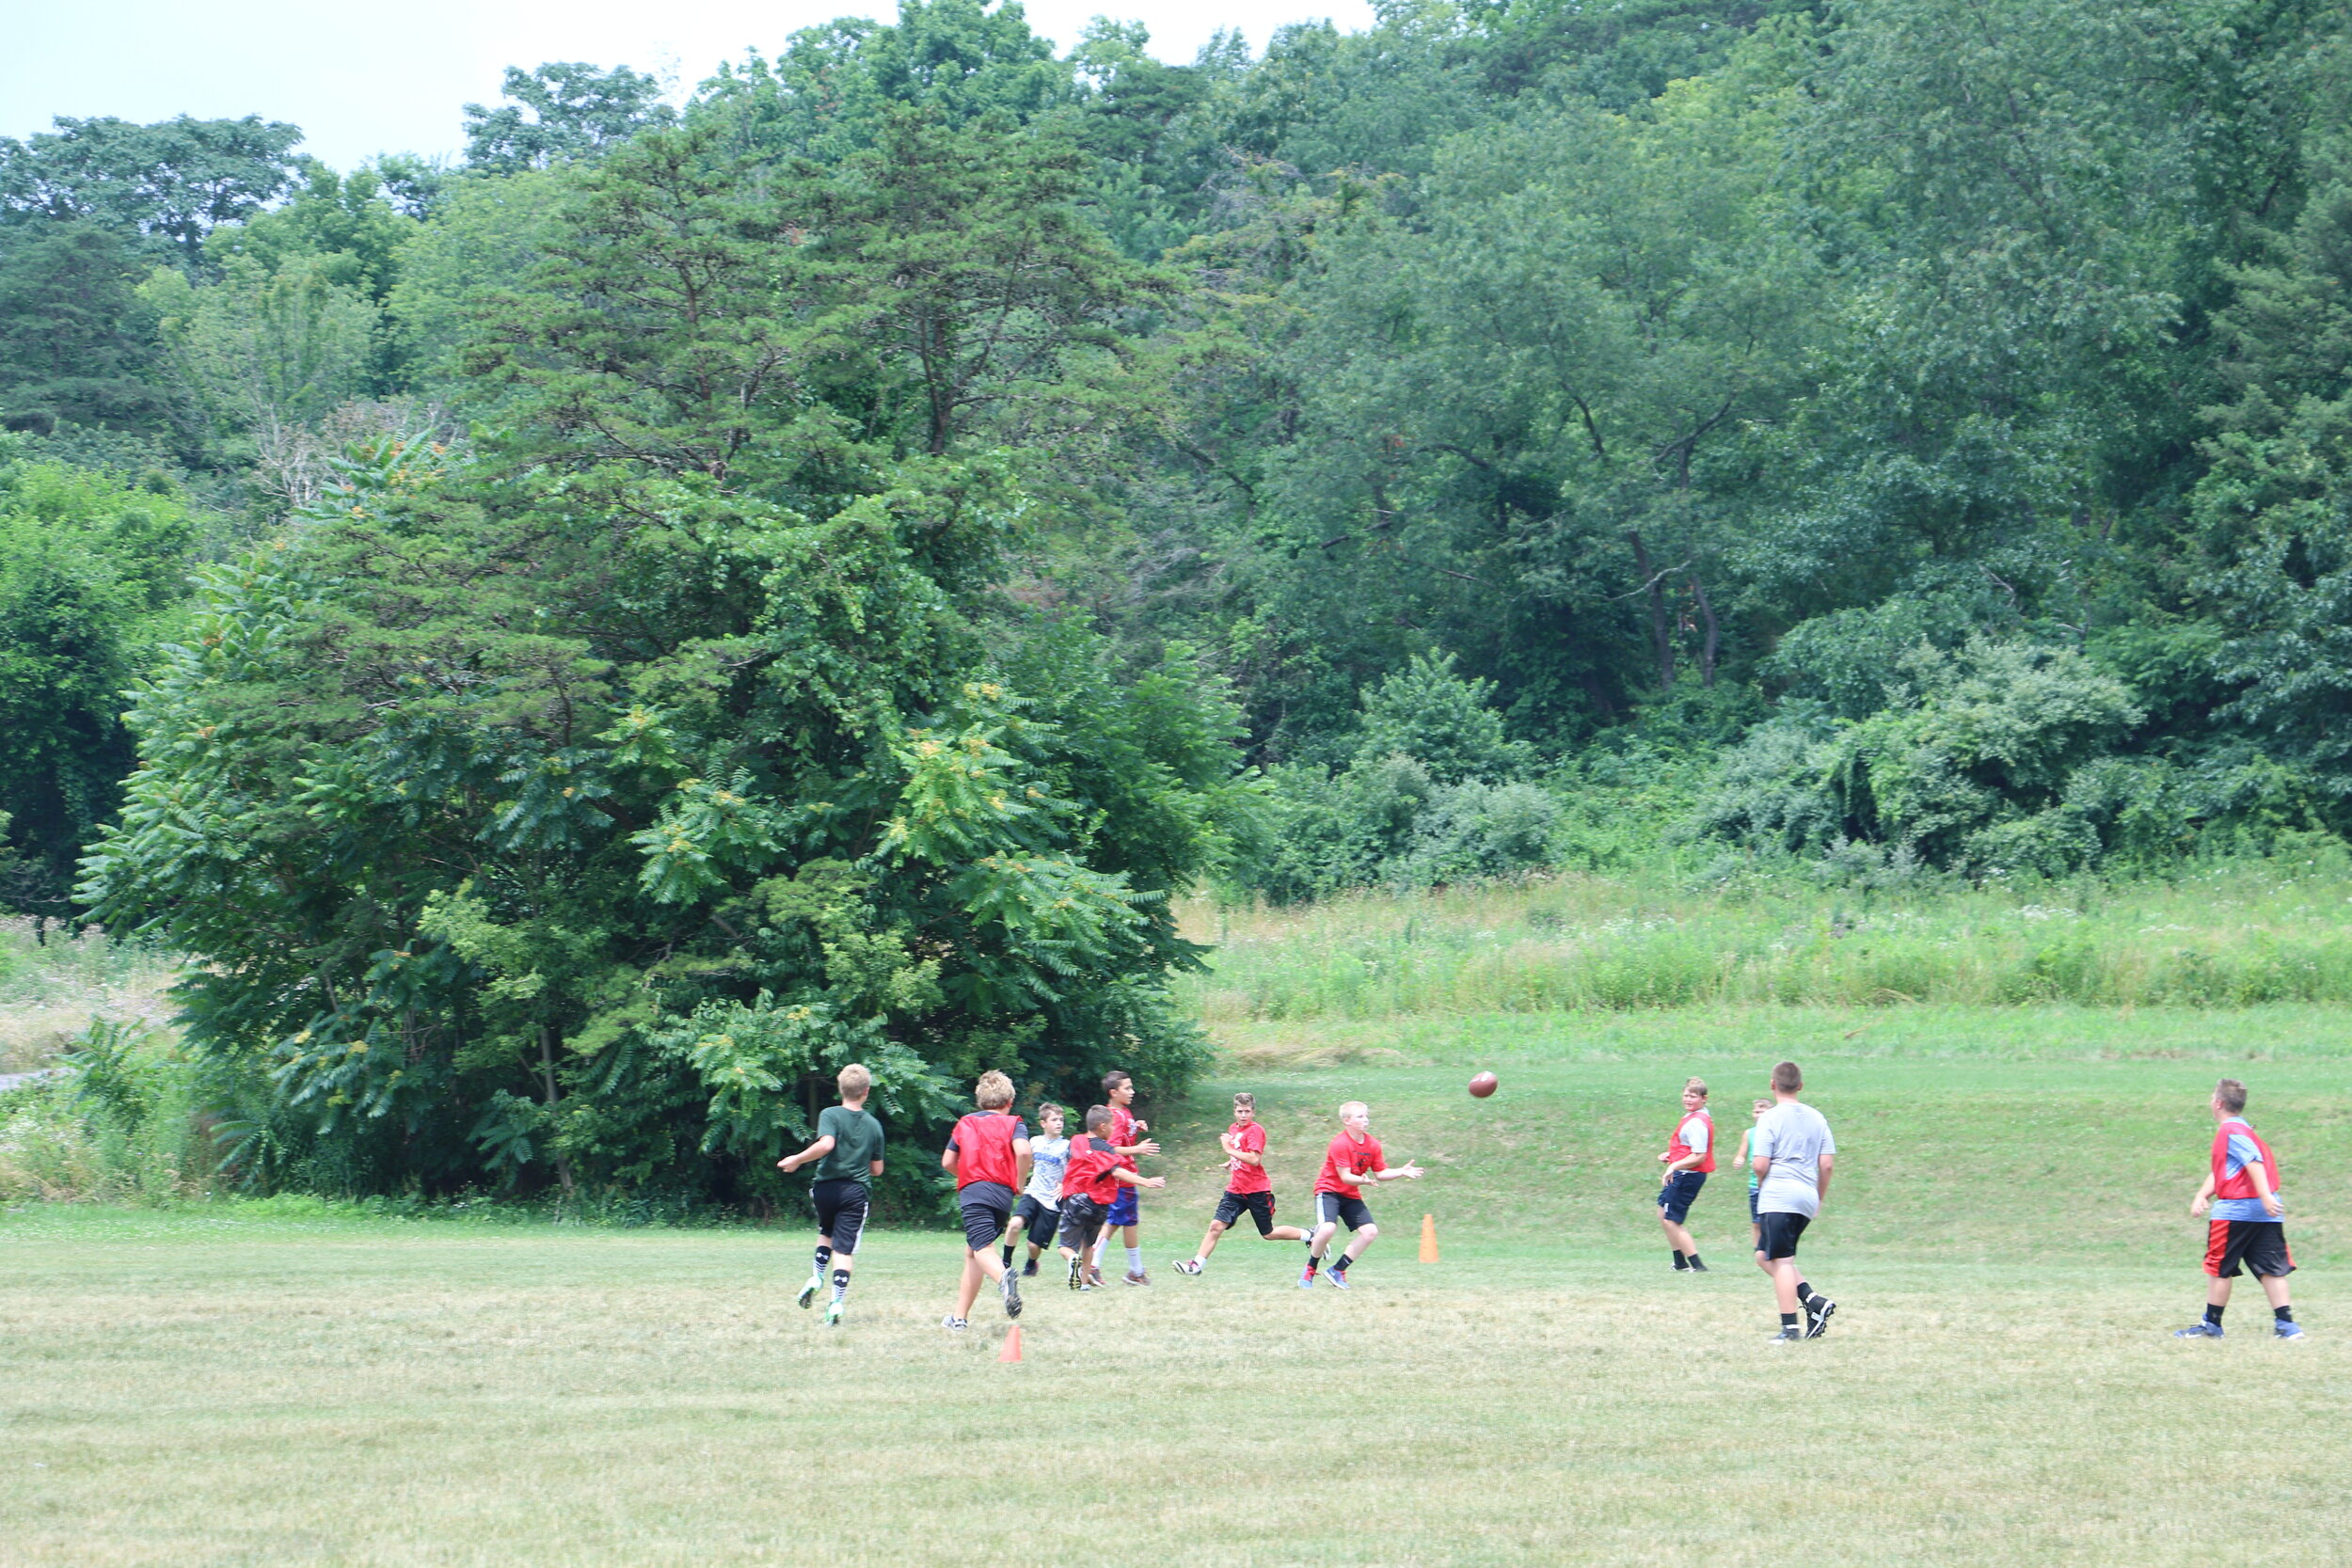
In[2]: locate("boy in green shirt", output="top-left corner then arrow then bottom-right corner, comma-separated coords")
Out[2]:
777,1063 -> 887,1325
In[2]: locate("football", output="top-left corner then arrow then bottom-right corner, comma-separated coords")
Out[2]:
1468,1070 -> 1499,1099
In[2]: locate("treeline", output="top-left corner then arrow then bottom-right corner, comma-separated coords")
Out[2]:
5,0 -> 2351,1202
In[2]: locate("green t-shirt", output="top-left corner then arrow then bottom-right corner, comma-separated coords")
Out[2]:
813,1105 -> 884,1185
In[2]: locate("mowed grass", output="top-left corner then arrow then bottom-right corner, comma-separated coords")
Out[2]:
7,1009 -> 2352,1566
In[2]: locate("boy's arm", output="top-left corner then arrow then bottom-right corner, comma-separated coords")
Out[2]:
1014,1137 -> 1032,1193
1815,1151 -> 1833,1203
2189,1171 -> 2217,1217
1370,1163 -> 1424,1181
868,1158 -> 885,1178
1661,1152 -> 1706,1174
1109,1167 -> 1167,1189
940,1146 -> 960,1176
2249,1159 -> 2281,1217
778,1133 -> 837,1173
1116,1138 -> 1162,1158
1232,1148 -> 1264,1166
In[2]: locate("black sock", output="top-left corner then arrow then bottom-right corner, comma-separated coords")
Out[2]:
832,1267 -> 850,1292
1780,1311 -> 1799,1328
1688,1254 -> 1706,1270
2275,1305 -> 2294,1323
1331,1254 -> 1350,1273
1000,1243 -> 1013,1267
813,1244 -> 832,1271
1796,1280 -> 1816,1307
1672,1250 -> 1689,1269
2205,1303 -> 2225,1325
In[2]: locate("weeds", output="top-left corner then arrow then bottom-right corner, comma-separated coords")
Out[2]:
1177,857 -> 2352,1022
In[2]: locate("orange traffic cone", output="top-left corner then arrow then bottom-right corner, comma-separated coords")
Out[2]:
1419,1213 -> 1438,1263
999,1324 -> 1024,1363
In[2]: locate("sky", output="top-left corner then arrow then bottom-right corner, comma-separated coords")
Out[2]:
3,0 -> 1376,172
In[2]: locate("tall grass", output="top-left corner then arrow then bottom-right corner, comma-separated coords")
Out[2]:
1176,857 -> 2352,1022
0,917 -> 178,1073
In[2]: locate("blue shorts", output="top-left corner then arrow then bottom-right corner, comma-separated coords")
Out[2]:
1106,1181 -> 1139,1227
1657,1170 -> 1707,1225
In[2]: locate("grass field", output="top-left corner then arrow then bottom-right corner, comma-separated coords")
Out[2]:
7,1007 -> 2350,1566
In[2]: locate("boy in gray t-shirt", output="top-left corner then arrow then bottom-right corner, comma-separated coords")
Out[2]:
1003,1104 -> 1071,1278
1752,1061 -> 1836,1341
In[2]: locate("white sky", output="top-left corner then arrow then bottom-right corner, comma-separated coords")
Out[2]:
3,0 -> 1377,172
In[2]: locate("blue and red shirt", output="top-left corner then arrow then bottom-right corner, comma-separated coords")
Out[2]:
1667,1110 -> 1715,1174
2210,1117 -> 2283,1222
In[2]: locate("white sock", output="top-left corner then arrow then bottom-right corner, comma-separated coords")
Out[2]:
1091,1232 -> 1108,1265
1126,1245 -> 1143,1274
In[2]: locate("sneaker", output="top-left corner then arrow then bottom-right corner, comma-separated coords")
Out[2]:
1001,1271 -> 1024,1320
2276,1320 -> 2306,1340
1804,1296 -> 1836,1338
1174,1259 -> 1203,1275
1298,1262 -> 1319,1289
1768,1325 -> 1802,1342
2173,1321 -> 2224,1338
822,1299 -> 843,1326
942,1315 -> 968,1332
796,1274 -> 820,1310
1067,1257 -> 1086,1291
1022,1259 -> 1039,1278
1327,1268 -> 1351,1291
1123,1270 -> 1151,1287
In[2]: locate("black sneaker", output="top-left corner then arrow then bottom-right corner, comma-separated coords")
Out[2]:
1000,1270 -> 1023,1320
1068,1256 -> 1085,1291
1022,1259 -> 1039,1277
1804,1296 -> 1836,1338
1768,1325 -> 1802,1342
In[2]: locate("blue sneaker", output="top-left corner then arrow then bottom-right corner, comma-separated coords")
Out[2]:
2174,1321 -> 2224,1338
2276,1320 -> 2305,1340
1327,1267 -> 1351,1291
1297,1261 -> 1318,1289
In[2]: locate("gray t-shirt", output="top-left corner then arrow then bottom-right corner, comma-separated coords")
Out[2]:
1025,1134 -> 1070,1205
1753,1101 -> 1835,1217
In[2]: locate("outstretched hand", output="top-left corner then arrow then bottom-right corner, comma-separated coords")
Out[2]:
1399,1163 -> 1424,1180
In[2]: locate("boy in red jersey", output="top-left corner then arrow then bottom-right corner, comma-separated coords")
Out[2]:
939,1070 -> 1031,1333
1656,1077 -> 1715,1273
1301,1101 -> 1422,1290
1088,1069 -> 1161,1286
1058,1104 -> 1166,1290
2176,1077 -> 2302,1339
1175,1091 -> 1311,1275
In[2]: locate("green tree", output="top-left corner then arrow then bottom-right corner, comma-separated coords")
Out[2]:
0,115 -> 304,264
461,63 -> 677,174
0,222 -> 161,432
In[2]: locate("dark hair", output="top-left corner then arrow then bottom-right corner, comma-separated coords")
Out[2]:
2215,1078 -> 2249,1114
1102,1069 -> 1132,1094
1084,1103 -> 1115,1133
1771,1061 -> 1803,1094
1037,1101 -> 1064,1122
1232,1091 -> 1256,1110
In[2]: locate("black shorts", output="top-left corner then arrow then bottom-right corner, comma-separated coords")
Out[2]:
958,1181 -> 1015,1251
1057,1195 -> 1106,1258
810,1178 -> 869,1254
1756,1211 -> 1810,1260
2204,1219 -> 2295,1279
1312,1192 -> 1375,1232
1214,1189 -> 1279,1235
1657,1170 -> 1707,1225
1011,1194 -> 1060,1249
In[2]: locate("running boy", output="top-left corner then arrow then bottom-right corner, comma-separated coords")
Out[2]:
775,1062 -> 885,1326
1089,1069 -> 1161,1286
1732,1098 -> 1771,1254
1752,1061 -> 1836,1341
1003,1103 -> 1069,1278
1656,1076 -> 1714,1272
1175,1092 -> 1311,1275
940,1070 -> 1031,1332
1059,1105 -> 1166,1290
2176,1077 -> 2303,1339
1302,1101 -> 1423,1290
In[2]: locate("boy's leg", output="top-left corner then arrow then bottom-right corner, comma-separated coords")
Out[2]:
1002,1212 -> 1026,1268
1339,1222 -> 1379,1265
1197,1218 -> 1228,1260
955,1252 -> 987,1320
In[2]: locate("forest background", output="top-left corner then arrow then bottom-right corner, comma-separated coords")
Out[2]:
5,0 -> 2352,1215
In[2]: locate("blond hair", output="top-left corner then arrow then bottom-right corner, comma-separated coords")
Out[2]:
975,1069 -> 1015,1110
837,1063 -> 871,1097
1339,1100 -> 1368,1121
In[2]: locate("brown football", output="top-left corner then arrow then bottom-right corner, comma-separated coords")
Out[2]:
1468,1071 -> 1499,1099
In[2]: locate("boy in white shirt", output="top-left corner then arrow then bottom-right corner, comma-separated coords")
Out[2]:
1752,1061 -> 1837,1341
1655,1077 -> 1714,1272
1003,1103 -> 1069,1278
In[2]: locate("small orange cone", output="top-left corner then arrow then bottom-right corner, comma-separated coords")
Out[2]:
998,1324 -> 1024,1363
1419,1213 -> 1438,1263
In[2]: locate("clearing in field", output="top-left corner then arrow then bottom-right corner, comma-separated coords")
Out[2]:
5,1006 -> 2345,1566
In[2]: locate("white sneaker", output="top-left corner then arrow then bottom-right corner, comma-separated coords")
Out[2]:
942,1315 -> 968,1332
1174,1259 -> 1203,1275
